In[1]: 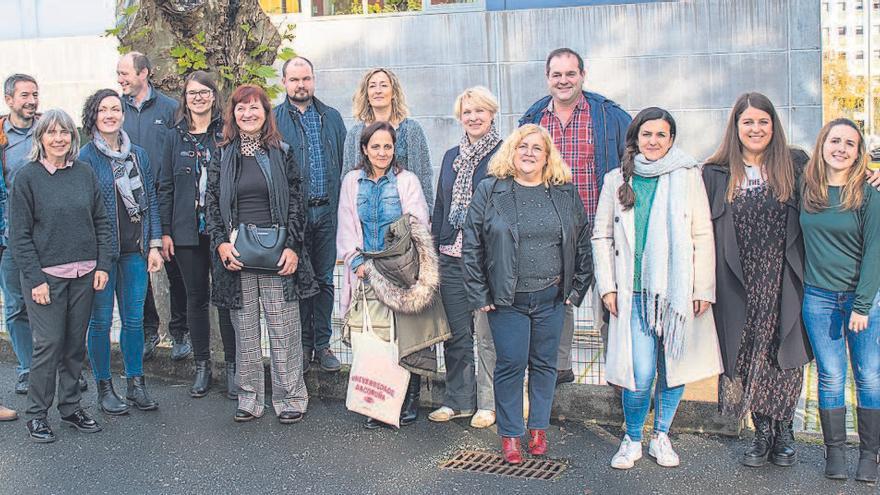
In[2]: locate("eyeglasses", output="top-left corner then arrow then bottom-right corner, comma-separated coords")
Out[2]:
516,143 -> 545,156
186,89 -> 213,99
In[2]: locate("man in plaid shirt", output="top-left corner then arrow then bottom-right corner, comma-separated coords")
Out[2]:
519,48 -> 631,385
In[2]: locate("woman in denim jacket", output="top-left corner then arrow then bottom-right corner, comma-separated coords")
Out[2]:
337,121 -> 430,430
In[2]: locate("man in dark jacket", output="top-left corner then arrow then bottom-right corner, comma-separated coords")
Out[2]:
273,57 -> 346,373
519,48 -> 631,385
117,52 -> 191,361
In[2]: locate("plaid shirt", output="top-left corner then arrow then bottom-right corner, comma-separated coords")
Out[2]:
291,103 -> 328,200
539,93 -> 598,221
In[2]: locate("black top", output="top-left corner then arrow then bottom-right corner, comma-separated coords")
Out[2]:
513,182 -> 562,292
236,156 -> 273,227
116,189 -> 142,253
9,161 -> 113,289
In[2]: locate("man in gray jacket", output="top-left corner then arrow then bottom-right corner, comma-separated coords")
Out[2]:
117,52 -> 191,361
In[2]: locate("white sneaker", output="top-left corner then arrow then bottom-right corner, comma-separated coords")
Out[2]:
610,435 -> 643,469
470,409 -> 496,428
648,432 -> 680,467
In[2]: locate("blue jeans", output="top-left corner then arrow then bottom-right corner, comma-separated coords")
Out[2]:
87,253 -> 148,380
803,285 -> 880,410
0,252 -> 32,376
299,203 -> 336,352
622,294 -> 686,441
488,284 -> 564,437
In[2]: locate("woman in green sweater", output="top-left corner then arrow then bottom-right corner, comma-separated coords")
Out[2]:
801,118 -> 880,483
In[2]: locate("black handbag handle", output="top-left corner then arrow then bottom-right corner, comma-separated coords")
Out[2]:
246,224 -> 285,249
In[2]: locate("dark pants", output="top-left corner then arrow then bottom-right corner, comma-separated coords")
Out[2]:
488,284 -> 564,437
299,203 -> 336,352
175,235 -> 236,362
24,272 -> 95,419
439,254 -> 477,412
144,255 -> 188,341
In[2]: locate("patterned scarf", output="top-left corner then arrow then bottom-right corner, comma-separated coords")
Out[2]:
177,128 -> 213,234
633,146 -> 700,359
93,130 -> 146,223
447,123 -> 501,229
240,132 -> 262,157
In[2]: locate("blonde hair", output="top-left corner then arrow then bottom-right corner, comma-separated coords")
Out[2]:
352,68 -> 409,125
488,124 -> 571,186
453,86 -> 499,119
803,118 -> 868,213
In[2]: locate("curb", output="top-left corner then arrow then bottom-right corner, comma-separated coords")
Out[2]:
0,333 -> 742,436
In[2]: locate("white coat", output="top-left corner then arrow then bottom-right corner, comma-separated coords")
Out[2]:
591,168 -> 723,391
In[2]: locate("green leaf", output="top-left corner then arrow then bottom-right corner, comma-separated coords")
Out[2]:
277,47 -> 296,61
195,31 -> 206,43
169,45 -> 186,57
254,66 -> 277,79
249,45 -> 269,58
117,45 -> 132,55
240,23 -> 251,33
193,59 -> 208,70
104,27 -> 121,37
122,5 -> 139,16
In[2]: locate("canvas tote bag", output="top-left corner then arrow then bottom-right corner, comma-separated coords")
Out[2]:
345,283 -> 410,427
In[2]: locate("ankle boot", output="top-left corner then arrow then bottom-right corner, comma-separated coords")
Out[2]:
225,361 -> 238,400
770,418 -> 797,467
363,416 -> 385,430
820,407 -> 848,480
856,407 -> 880,483
96,379 -> 129,416
528,429 -> 548,456
126,376 -> 158,411
501,436 -> 523,464
190,360 -> 212,398
399,374 -> 421,426
742,412 -> 774,467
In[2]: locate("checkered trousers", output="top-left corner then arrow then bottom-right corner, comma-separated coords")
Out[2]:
232,271 -> 308,417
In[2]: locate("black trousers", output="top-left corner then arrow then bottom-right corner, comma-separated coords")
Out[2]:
144,255 -> 188,341
23,272 -> 95,420
174,235 -> 236,362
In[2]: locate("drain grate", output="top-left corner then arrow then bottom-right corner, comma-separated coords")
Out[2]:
439,450 -> 567,481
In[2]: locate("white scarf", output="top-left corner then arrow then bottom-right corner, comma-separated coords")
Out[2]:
633,146 -> 699,359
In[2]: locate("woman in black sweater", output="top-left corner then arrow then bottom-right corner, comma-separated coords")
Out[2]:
10,109 -> 112,443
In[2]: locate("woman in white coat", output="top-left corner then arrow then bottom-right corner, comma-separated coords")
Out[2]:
592,107 -> 722,470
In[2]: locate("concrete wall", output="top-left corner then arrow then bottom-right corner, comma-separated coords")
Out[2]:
0,0 -> 821,173
284,0 -> 822,174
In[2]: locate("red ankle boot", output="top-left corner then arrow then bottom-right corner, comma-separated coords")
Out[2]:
501,436 -> 523,464
528,429 -> 548,456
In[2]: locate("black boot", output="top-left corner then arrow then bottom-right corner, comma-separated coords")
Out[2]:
225,361 -> 238,401
770,418 -> 797,466
126,376 -> 158,411
96,379 -> 129,416
399,374 -> 421,426
742,412 -> 774,467
856,407 -> 880,483
363,416 -> 386,430
190,360 -> 212,398
820,407 -> 849,480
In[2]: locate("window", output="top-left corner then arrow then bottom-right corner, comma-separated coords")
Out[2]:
823,0 -> 830,10
856,50 -> 865,60
839,26 -> 847,35
838,1 -> 846,11
857,25 -> 865,35
874,1 -> 880,9
260,0 -> 302,13
857,1 -> 864,10
823,26 -> 831,39
874,25 -> 880,35
874,49 -> 880,59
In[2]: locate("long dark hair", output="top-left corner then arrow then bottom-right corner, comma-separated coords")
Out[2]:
220,84 -> 282,148
81,88 -> 122,139
617,107 -> 676,210
803,118 -> 867,213
175,70 -> 222,130
356,121 -> 400,177
705,92 -> 794,203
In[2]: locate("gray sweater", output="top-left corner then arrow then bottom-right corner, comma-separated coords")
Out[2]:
9,161 -> 113,289
342,118 -> 434,210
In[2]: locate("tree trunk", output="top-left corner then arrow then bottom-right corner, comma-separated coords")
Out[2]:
115,0 -> 281,97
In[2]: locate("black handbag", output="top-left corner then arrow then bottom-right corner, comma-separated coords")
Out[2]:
232,223 -> 288,271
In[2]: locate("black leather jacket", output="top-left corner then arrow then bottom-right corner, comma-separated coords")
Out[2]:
462,177 -> 594,309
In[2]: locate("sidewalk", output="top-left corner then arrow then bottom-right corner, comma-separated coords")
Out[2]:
0,360 -> 875,495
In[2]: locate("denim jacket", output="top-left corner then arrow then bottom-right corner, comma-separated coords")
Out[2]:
351,169 -> 402,271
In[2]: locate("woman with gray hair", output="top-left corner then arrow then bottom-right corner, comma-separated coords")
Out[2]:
9,109 -> 112,443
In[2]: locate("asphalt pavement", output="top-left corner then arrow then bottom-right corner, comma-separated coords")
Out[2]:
0,360 -> 875,495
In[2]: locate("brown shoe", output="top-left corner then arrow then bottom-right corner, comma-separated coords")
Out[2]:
0,404 -> 18,421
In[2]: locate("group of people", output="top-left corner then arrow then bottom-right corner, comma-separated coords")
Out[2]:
1,46 -> 879,484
